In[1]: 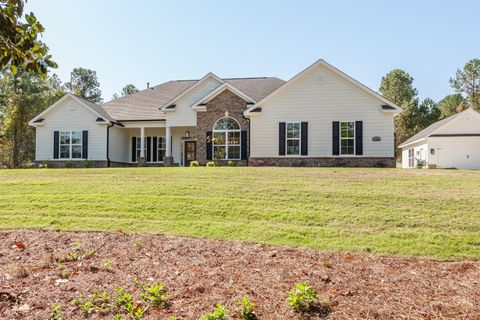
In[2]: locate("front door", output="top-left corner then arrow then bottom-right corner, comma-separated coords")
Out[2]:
184,141 -> 196,166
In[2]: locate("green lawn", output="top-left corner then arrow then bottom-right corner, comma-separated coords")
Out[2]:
0,167 -> 479,260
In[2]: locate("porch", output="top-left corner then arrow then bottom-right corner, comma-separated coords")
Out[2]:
113,121 -> 197,166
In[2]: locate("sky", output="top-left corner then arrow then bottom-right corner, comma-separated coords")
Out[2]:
26,0 -> 480,103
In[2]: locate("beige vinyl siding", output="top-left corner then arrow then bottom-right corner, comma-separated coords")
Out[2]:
166,77 -> 222,127
250,64 -> 395,158
35,97 -> 107,161
108,126 -> 129,163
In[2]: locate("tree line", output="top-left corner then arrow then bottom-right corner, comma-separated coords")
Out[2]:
1,0 -> 479,167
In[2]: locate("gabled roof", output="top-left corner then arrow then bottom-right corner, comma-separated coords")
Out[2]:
399,108 -> 479,148
161,72 -> 224,109
192,82 -> 256,110
244,59 -> 402,116
29,93 -> 116,125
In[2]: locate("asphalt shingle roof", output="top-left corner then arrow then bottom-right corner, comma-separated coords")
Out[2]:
99,77 -> 285,121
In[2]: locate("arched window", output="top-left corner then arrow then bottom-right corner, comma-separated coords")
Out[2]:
212,117 -> 241,160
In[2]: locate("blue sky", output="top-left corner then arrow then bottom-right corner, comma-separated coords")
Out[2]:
27,0 -> 479,102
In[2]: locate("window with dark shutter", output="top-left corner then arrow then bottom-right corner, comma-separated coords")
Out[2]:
53,131 -> 59,159
82,131 -> 88,159
301,122 -> 308,155
152,137 -> 158,162
241,131 -> 247,160
355,121 -> 363,155
146,137 -> 151,162
332,121 -> 340,155
206,131 -> 213,160
131,137 -> 136,162
279,122 -> 286,155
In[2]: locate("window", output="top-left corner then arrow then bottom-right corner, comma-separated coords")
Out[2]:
157,137 -> 166,161
408,148 -> 415,168
340,122 -> 355,155
286,122 -> 300,155
430,148 -> 435,155
213,117 -> 241,160
59,131 -> 82,159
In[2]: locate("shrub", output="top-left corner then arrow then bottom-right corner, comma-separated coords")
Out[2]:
287,283 -> 318,313
227,160 -> 238,167
83,159 -> 94,168
416,159 -> 427,169
190,160 -> 199,167
201,304 -> 229,320
238,296 -> 257,320
206,161 -> 216,167
140,282 -> 170,308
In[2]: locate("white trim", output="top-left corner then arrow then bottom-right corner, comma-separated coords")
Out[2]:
191,83 -> 256,110
161,72 -> 224,110
285,122 -> 301,156
244,59 -> 402,116
29,93 -> 110,126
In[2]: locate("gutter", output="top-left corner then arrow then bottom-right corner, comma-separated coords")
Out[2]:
106,123 -> 115,167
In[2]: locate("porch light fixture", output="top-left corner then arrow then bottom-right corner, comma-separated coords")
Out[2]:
184,130 -> 190,139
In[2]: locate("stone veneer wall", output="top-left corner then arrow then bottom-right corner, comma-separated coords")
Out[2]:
249,157 -> 396,168
36,161 -> 132,168
196,89 -> 250,165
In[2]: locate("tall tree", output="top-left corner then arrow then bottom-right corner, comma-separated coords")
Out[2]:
449,59 -> 480,110
437,94 -> 466,118
413,98 -> 440,131
379,69 -> 418,153
65,67 -> 103,103
112,83 -> 139,100
0,0 -> 57,76
0,71 -> 65,167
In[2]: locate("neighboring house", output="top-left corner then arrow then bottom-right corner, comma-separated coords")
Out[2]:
29,59 -> 401,167
399,108 -> 480,169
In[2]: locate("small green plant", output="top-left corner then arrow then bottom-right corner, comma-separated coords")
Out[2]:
102,258 -> 113,269
132,305 -> 145,319
83,247 -> 96,259
201,304 -> 229,320
50,304 -> 64,320
71,290 -> 112,315
416,159 -> 427,169
190,160 -> 199,167
140,282 -> 170,308
287,283 -> 318,313
71,292 -> 94,315
114,288 -> 134,313
113,315 -> 124,320
134,239 -> 142,248
84,159 -> 94,168
238,296 -> 257,320
206,161 -> 216,167
227,160 -> 237,167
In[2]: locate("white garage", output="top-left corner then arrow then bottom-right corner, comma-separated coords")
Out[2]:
399,109 -> 480,170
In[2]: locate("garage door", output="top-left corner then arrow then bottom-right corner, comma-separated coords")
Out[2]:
437,142 -> 480,170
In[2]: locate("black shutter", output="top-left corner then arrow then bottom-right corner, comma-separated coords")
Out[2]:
206,131 -> 213,160
241,131 -> 247,160
152,137 -> 158,162
355,121 -> 363,155
332,121 -> 340,156
131,137 -> 136,162
146,137 -> 151,162
53,131 -> 59,159
301,122 -> 308,156
82,131 -> 88,159
279,122 -> 286,156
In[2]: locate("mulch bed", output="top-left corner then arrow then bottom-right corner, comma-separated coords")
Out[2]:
0,230 -> 479,319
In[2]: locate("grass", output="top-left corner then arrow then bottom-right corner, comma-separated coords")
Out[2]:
0,167 -> 479,260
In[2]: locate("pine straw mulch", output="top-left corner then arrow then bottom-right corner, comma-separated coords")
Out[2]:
0,229 -> 479,319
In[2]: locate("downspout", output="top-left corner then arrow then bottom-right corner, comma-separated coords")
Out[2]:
242,114 -> 251,166
106,123 -> 114,167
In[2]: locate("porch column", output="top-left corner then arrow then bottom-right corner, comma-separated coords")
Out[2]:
140,127 -> 145,158
137,127 -> 146,165
164,126 -> 173,166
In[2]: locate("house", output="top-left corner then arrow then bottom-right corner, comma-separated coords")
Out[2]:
29,59 -> 401,167
399,108 -> 480,169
